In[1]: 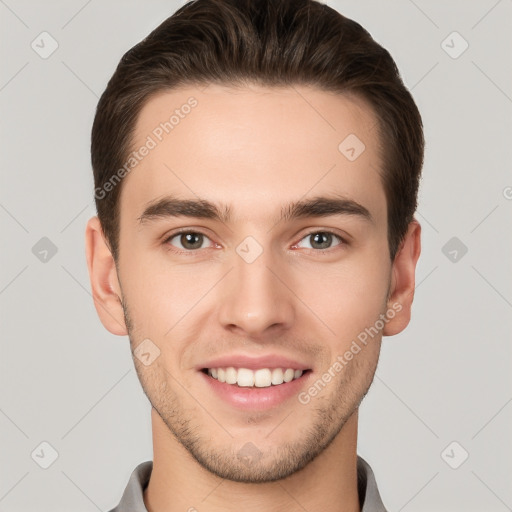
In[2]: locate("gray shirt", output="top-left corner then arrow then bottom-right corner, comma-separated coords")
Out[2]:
109,455 -> 388,511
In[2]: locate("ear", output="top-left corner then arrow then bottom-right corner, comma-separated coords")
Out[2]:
85,216 -> 127,336
383,219 -> 421,336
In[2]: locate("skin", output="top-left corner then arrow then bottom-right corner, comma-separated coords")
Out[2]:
85,83 -> 421,512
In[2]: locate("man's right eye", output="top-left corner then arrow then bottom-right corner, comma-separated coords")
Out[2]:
163,230 -> 214,253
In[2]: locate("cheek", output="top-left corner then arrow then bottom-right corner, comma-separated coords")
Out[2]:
300,254 -> 389,343
120,257 -> 215,342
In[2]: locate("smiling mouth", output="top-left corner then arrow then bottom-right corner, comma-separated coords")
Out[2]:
201,367 -> 312,388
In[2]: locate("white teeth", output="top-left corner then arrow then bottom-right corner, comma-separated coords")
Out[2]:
283,368 -> 295,382
206,367 -> 305,387
225,367 -> 237,385
254,368 -> 272,387
271,368 -> 284,385
237,368 -> 255,387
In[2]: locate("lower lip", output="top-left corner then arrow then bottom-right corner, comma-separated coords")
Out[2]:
199,370 -> 312,411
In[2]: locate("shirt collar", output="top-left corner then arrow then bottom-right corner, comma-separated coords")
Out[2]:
110,455 -> 387,512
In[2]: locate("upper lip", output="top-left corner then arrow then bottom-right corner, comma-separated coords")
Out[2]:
198,353 -> 311,371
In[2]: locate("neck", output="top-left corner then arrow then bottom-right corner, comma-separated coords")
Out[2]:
143,408 -> 361,512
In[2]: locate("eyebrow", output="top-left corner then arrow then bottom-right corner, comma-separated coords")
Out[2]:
137,194 -> 373,226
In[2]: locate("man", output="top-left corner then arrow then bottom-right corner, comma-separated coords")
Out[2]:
85,0 -> 423,510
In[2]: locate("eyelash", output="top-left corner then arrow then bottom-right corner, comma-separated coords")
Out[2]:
162,228 -> 348,256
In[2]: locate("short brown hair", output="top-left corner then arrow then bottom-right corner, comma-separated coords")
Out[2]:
91,0 -> 424,262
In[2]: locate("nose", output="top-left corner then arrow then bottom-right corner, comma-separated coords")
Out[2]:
217,246 -> 296,338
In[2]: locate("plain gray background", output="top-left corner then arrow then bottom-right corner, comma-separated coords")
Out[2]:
1,0 -> 511,510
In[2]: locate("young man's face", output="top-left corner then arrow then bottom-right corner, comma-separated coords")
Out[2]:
87,83 -> 420,482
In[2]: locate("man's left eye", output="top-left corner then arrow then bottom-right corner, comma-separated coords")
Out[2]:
294,231 -> 345,251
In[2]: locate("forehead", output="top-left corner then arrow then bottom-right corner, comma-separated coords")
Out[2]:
120,83 -> 386,228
